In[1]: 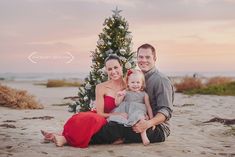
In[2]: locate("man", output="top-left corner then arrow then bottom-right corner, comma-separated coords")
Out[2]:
90,43 -> 174,144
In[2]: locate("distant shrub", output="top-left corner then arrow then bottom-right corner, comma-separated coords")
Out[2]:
174,77 -> 203,92
46,79 -> 81,87
185,81 -> 235,96
174,76 -> 235,96
206,77 -> 233,86
0,84 -> 43,109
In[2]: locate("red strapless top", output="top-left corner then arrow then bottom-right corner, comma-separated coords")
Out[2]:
103,95 -> 115,113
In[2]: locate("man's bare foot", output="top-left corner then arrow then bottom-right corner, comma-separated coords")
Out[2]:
53,135 -> 67,147
112,138 -> 124,144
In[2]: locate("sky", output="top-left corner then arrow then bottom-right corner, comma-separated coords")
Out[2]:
0,0 -> 235,76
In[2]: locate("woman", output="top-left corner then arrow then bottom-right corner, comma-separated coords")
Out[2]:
42,54 -> 126,148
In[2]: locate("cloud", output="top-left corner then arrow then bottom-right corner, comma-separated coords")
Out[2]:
0,0 -> 235,73
124,0 -> 235,25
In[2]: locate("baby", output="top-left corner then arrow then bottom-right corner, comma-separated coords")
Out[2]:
108,69 -> 154,145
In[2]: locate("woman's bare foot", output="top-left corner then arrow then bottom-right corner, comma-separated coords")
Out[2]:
53,135 -> 67,147
41,130 -> 55,142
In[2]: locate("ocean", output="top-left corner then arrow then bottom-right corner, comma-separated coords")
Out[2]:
0,71 -> 234,81
0,72 -> 88,81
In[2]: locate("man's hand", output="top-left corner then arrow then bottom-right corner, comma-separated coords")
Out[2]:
132,119 -> 151,133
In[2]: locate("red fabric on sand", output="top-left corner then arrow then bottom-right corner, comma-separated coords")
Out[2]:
62,96 -> 115,148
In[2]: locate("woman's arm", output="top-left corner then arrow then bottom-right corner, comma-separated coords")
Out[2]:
95,84 -> 110,118
144,93 -> 153,119
95,84 -> 128,118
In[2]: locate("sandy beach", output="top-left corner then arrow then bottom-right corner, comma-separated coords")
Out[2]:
0,81 -> 235,157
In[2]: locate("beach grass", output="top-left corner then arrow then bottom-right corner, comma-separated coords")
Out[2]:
36,79 -> 82,87
185,81 -> 235,96
206,76 -> 233,86
174,76 -> 235,96
0,84 -> 43,109
174,77 -> 203,92
51,102 -> 71,106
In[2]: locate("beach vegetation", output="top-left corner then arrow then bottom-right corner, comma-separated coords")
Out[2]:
174,77 -> 203,92
206,76 -> 232,86
36,79 -> 82,87
185,81 -> 235,96
0,84 -> 43,109
174,76 -> 235,96
47,80 -> 82,87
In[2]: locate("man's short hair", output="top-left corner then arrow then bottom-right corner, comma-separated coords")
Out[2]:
137,43 -> 156,59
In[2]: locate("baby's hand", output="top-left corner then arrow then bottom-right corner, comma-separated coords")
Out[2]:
144,114 -> 149,120
117,90 -> 126,97
152,125 -> 156,130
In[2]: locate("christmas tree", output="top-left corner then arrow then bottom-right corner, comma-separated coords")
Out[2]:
69,7 -> 136,113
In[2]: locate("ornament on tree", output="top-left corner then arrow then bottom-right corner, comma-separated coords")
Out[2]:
119,25 -> 124,29
103,19 -> 108,25
76,105 -> 81,112
98,67 -> 105,74
89,100 -> 95,109
125,33 -> 132,39
125,62 -> 132,69
85,82 -> 91,90
119,48 -> 126,55
97,79 -> 101,84
105,49 -> 113,55
97,39 -> 104,45
84,96 -> 88,101
68,106 -> 74,112
101,74 -> 106,80
120,56 -> 127,62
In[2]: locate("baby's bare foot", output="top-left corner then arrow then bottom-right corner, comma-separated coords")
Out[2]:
142,139 -> 150,146
141,131 -> 150,146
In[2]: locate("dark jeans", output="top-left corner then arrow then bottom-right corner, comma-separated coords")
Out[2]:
90,121 -> 165,145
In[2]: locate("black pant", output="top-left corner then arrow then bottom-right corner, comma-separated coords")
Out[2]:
90,121 -> 165,145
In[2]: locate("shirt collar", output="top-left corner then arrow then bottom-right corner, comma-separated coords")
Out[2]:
144,67 -> 158,80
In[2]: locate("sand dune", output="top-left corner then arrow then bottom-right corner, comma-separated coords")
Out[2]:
0,81 -> 234,157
